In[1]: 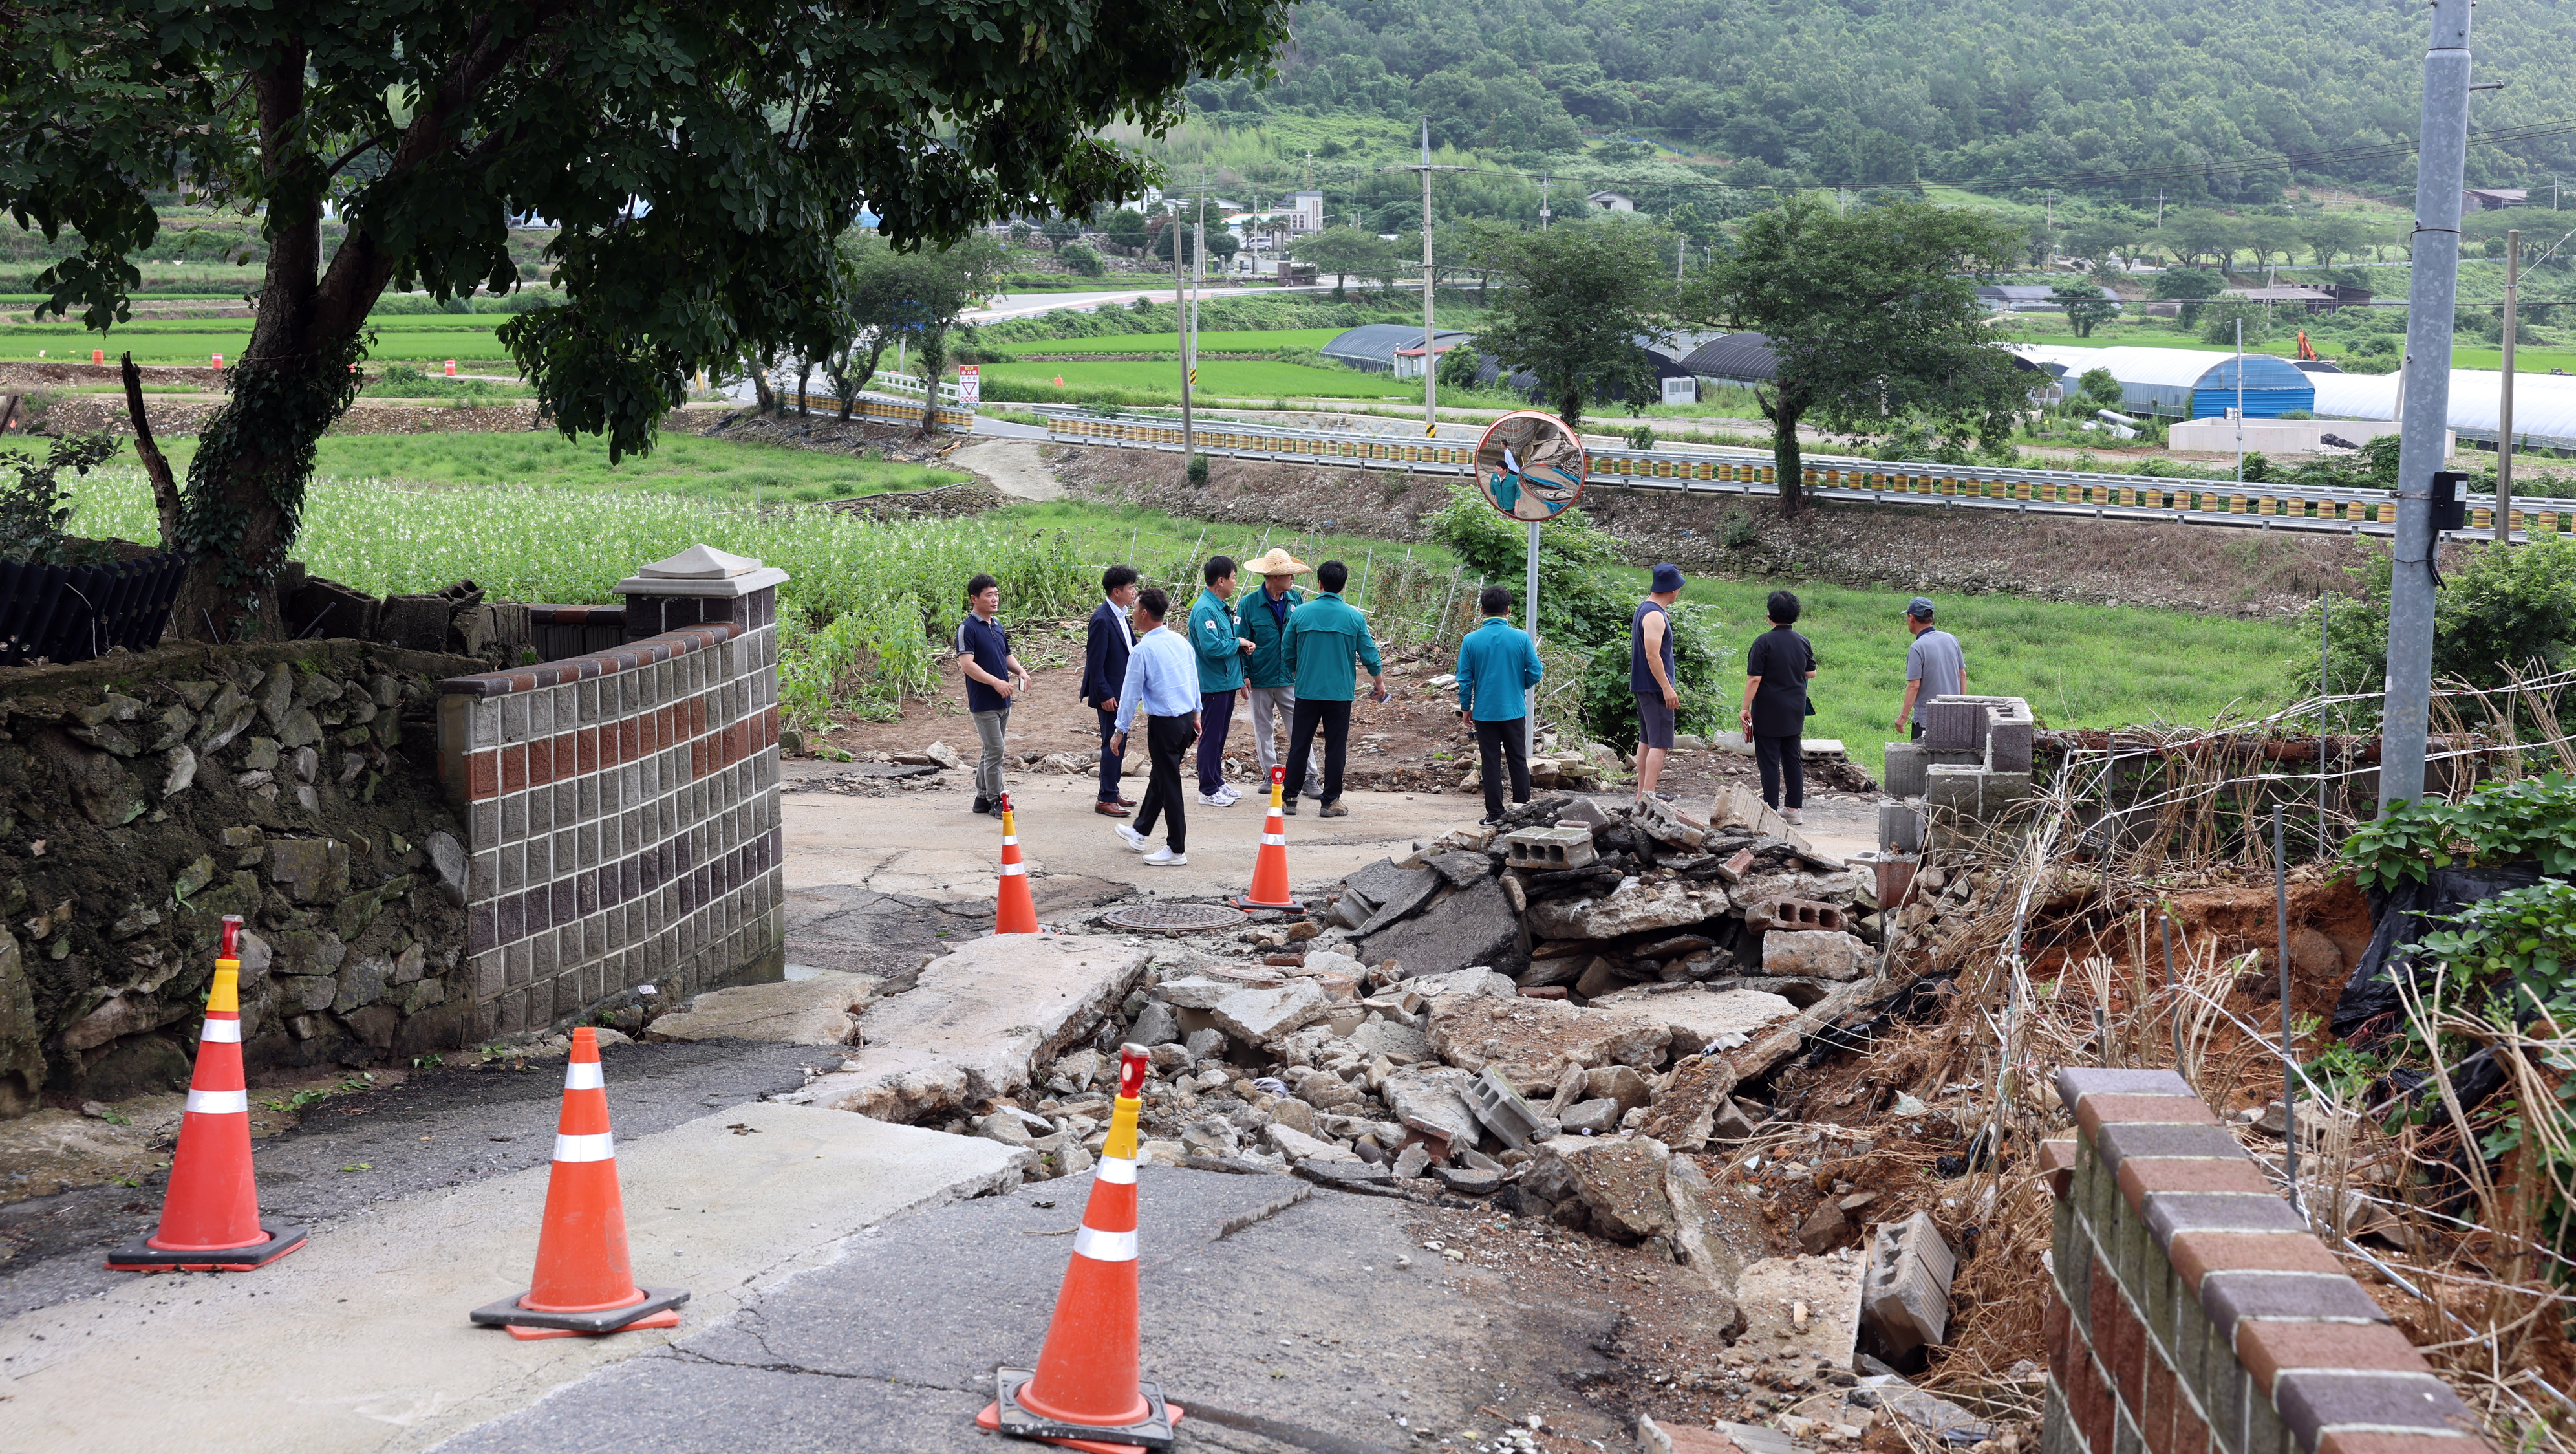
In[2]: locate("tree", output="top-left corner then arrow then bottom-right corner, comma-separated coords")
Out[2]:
1103,209 -> 1150,254
819,232 -> 998,425
1686,195 -> 2024,515
1058,243 -> 1106,277
1464,219 -> 1671,429
2168,210 -> 2244,272
1040,216 -> 1082,251
1,0 -> 1287,638
1290,226 -> 1392,296
2052,283 -> 2119,338
2152,268 -> 2227,325
2301,212 -> 2365,268
2075,367 -> 2124,413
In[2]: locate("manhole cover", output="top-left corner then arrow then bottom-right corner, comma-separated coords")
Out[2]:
1098,902 -> 1248,933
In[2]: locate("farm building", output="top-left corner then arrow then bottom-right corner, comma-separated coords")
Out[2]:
2012,345 -> 2317,419
1320,324 -> 1471,374
2306,368 -> 2576,453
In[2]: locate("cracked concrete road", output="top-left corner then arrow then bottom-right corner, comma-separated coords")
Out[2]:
438,1169 -> 1634,1453
0,1100 -> 1023,1454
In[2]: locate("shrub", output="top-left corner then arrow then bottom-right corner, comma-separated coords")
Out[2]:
1058,243 -> 1106,277
0,433 -> 121,564
2340,773 -> 2576,891
2293,533 -> 2576,721
779,592 -> 938,728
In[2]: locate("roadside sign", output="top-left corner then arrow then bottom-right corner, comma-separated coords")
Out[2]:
956,364 -> 981,406
1472,411 -> 1587,521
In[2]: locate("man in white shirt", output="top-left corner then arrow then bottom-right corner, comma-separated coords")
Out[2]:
1110,589 -> 1203,866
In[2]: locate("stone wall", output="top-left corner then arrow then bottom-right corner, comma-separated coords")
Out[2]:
2041,1069 -> 2487,1454
434,571 -> 785,1038
0,640 -> 481,1112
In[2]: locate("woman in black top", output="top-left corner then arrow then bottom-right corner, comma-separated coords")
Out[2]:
1737,590 -> 1817,823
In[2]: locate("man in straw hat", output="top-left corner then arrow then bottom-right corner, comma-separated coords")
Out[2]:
1238,547 -> 1322,810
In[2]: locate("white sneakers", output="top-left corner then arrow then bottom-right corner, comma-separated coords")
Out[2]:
1119,824 -> 1185,862
1781,808 -> 1803,825
1198,784 -> 1242,807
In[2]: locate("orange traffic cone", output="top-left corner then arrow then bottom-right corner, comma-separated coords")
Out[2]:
469,1027 -> 688,1339
996,793 -> 1041,935
91,348 -> 103,365
107,916 -> 306,1272
978,1047 -> 1184,1452
1234,766 -> 1298,911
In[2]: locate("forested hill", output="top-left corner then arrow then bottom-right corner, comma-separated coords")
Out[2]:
1190,0 -> 2576,201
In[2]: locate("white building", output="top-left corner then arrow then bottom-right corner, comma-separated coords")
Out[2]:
1588,191 -> 1635,213
1291,190 -> 1324,233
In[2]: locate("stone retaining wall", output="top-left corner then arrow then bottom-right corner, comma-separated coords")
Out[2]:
2041,1069 -> 2486,1454
434,581 -> 784,1037
0,640 -> 480,1112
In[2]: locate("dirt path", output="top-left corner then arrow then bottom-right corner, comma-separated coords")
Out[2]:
947,437 -> 1063,500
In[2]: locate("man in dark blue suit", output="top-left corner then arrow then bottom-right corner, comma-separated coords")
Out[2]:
1082,565 -> 1142,817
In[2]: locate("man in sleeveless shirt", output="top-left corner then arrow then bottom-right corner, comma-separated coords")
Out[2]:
1630,563 -> 1685,802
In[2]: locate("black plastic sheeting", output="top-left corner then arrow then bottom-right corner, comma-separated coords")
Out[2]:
2330,862 -> 2548,1041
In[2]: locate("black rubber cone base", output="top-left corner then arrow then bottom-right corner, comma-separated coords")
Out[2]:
469,1285 -> 690,1334
985,1368 -> 1177,1451
105,1219 -> 306,1273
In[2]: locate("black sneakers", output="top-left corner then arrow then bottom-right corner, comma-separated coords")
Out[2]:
971,796 -> 991,815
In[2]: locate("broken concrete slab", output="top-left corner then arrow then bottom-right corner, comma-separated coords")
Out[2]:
645,970 -> 877,1045
1736,1253 -> 1868,1367
1588,986 -> 1799,1056
1208,981 -> 1330,1048
1424,851 -> 1495,887
1382,1066 -> 1483,1146
1345,1015 -> 1433,1065
1349,860 -> 1444,935
1358,875 -> 1522,979
1546,1135 -> 1678,1242
1527,878 -> 1734,941
1407,966 -> 1519,1001
804,935 -> 1151,1122
1426,994 -> 1671,1085
1761,929 -> 1873,981
1558,1098 -> 1620,1134
1265,1122 -> 1358,1163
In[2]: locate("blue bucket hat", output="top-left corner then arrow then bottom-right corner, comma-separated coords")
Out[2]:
1650,563 -> 1686,594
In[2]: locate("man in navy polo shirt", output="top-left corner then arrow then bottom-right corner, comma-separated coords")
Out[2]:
956,572 -> 1029,819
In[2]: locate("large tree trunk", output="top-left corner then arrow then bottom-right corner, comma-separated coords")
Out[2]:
1764,385 -> 1807,517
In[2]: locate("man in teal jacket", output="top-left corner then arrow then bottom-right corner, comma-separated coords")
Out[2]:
1454,584 -> 1544,825
1186,555 -> 1252,806
1237,548 -> 1319,799
1280,559 -> 1384,818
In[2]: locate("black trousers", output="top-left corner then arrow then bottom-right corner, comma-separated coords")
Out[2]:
1755,733 -> 1804,810
1283,697 -> 1351,806
1095,708 -> 1124,803
1474,717 -> 1532,821
1132,713 -> 1197,851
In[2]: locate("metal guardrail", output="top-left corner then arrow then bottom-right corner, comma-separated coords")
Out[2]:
1040,411 -> 2576,541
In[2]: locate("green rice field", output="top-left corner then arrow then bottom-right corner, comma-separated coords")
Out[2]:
0,314 -> 517,366
982,357 -> 1413,400
1002,328 -> 1351,356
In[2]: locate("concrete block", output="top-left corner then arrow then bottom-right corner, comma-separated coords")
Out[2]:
1986,697 -> 2036,774
1876,798 -> 1924,853
1923,698 -> 1990,752
1501,825 -> 1597,870
1862,1210 -> 1958,1356
1463,1065 -> 1554,1149
1923,764 -> 1984,815
1881,743 -> 1927,798
1743,895 -> 1845,933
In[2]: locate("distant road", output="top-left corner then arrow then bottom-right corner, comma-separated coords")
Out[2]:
965,282 -> 1330,323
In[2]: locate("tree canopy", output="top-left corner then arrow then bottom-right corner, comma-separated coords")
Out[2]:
1,0 -> 1286,636
1687,196 -> 2025,514
1463,217 -> 1671,429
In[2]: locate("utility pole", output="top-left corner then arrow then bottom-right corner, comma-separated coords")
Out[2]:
1421,118 -> 1437,438
1539,175 -> 1551,230
2236,318 -> 2246,482
2155,193 -> 2168,227
2499,227 -> 2518,541
2383,0 -> 2474,808
1173,209 -> 1192,462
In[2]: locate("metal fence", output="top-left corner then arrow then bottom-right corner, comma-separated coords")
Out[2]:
0,551 -> 189,666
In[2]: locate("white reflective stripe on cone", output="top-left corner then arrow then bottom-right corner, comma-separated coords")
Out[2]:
1073,1226 -> 1138,1263
1261,834 -> 1287,847
553,1133 -> 616,1162
1002,836 -> 1018,847
186,1089 -> 249,1115
1095,1155 -> 1139,1186
999,863 -> 1027,876
564,1061 -> 605,1090
199,1019 -> 242,1044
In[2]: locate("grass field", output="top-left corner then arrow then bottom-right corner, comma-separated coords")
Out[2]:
1,313 -> 519,365
43,431 -> 963,506
982,357 -> 1415,400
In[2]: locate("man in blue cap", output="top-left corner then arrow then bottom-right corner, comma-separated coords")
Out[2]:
1894,596 -> 1966,739
1630,563 -> 1686,801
